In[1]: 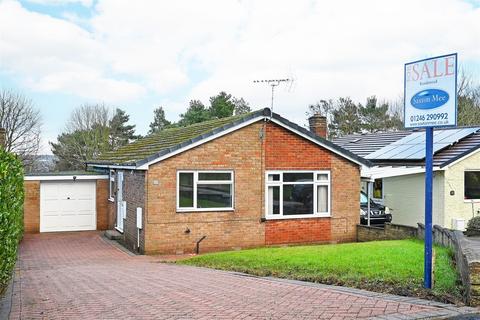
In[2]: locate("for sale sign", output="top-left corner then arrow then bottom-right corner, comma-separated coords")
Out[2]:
404,53 -> 457,128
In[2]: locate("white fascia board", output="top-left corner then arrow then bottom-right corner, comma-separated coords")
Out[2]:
137,116 -> 265,169
87,164 -> 140,170
269,118 -> 367,167
361,166 -> 443,180
24,175 -> 108,181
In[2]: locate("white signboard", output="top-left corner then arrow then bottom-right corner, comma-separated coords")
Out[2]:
404,53 -> 457,128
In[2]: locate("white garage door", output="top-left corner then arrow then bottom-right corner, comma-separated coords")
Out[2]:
40,181 -> 96,232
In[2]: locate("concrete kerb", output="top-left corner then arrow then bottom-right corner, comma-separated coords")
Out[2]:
0,270 -> 15,320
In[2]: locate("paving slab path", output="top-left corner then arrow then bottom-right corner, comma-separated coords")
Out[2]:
7,232 -> 478,319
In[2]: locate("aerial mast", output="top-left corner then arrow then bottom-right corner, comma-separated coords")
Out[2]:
253,78 -> 291,112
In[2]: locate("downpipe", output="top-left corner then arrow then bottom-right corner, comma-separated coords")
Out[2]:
196,235 -> 207,254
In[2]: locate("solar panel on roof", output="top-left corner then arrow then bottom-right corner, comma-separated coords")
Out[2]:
365,128 -> 479,160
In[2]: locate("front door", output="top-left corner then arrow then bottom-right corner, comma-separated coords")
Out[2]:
116,171 -> 124,232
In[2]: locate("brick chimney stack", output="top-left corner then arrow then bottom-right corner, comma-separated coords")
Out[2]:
308,114 -> 327,139
0,128 -> 5,149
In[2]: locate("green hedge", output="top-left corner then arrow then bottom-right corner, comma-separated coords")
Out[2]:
0,149 -> 24,288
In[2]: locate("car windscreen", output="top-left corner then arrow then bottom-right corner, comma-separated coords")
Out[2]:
360,192 -> 368,205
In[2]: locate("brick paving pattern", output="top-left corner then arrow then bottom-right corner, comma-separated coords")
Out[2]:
8,232 -> 477,319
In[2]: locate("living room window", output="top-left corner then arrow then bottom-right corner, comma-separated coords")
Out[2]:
177,171 -> 234,211
465,170 -> 480,200
265,170 -> 330,219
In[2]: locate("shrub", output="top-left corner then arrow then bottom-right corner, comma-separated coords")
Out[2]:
467,216 -> 480,230
0,149 -> 24,289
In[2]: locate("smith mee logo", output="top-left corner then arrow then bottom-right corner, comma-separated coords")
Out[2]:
410,89 -> 449,110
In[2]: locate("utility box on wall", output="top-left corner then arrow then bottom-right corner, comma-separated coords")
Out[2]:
136,207 -> 142,229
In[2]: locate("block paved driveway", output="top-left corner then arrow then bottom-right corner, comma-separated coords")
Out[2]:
8,232 -> 476,320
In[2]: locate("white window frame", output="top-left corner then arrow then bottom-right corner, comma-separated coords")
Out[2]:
464,170 -> 480,202
177,170 -> 235,212
108,170 -> 115,202
265,170 -> 331,220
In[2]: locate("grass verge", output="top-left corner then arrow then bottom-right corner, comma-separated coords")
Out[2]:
179,239 -> 462,303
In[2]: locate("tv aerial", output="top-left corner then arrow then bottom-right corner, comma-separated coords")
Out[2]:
253,78 -> 292,112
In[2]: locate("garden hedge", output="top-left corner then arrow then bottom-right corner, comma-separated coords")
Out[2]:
0,149 -> 24,290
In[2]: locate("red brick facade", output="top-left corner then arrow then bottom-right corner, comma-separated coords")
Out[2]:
265,219 -> 331,245
139,121 -> 360,254
265,122 -> 332,170
263,123 -> 360,244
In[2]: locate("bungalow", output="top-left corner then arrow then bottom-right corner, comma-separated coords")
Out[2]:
80,108 -> 369,254
334,126 -> 480,230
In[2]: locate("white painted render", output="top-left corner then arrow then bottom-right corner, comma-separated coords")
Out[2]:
382,172 -> 444,228
444,150 -> 480,226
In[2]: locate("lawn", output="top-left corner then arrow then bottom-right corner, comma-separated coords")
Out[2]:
179,239 -> 462,303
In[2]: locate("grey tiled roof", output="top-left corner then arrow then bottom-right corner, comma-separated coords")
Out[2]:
332,131 -> 411,157
334,127 -> 480,167
87,108 -> 370,168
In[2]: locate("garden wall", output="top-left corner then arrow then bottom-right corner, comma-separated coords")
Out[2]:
357,223 -> 417,242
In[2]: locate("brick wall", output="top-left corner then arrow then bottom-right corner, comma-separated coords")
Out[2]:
265,219 -> 331,245
24,181 -> 40,233
330,156 -> 361,242
265,122 -> 331,170
96,179 -> 109,230
121,171 -> 146,253
145,122 -> 265,254
357,223 -> 418,242
264,123 -> 360,244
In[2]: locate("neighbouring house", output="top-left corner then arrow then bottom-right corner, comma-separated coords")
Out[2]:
78,108 -> 369,254
334,126 -> 480,230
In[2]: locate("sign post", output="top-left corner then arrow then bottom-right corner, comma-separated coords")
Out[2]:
404,53 -> 457,289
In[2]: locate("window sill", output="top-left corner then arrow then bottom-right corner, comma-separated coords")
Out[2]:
265,214 -> 331,220
176,208 -> 235,213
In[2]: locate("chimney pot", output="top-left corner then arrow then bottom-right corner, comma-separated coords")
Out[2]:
308,114 -> 327,138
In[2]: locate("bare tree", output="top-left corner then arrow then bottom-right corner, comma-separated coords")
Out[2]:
51,104 -> 111,170
0,89 -> 41,168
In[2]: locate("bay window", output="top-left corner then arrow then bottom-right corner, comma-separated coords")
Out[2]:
265,171 -> 330,218
177,171 -> 234,211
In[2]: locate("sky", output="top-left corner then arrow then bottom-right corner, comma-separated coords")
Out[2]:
0,0 -> 479,154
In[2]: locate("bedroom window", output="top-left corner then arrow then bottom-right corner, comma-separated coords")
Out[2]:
177,171 -> 234,211
465,171 -> 480,200
265,171 -> 331,219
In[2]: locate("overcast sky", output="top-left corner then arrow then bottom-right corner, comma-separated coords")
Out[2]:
1,0 -> 479,154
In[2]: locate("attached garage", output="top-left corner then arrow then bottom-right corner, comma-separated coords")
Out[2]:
24,172 -> 110,233
40,181 -> 97,232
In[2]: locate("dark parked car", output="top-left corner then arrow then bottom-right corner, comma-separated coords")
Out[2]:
360,192 -> 392,226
